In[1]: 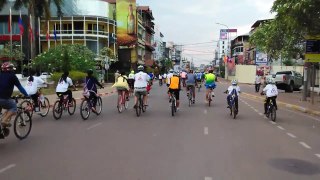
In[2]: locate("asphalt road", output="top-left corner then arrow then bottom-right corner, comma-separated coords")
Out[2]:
1,81 -> 320,180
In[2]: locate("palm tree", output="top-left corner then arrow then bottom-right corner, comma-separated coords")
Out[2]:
0,0 -> 64,59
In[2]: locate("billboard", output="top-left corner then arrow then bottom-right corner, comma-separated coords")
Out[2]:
116,0 -> 137,47
255,50 -> 268,65
220,29 -> 237,40
305,39 -> 320,62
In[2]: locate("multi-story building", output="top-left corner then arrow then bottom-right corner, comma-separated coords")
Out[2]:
153,25 -> 165,64
40,0 -> 117,57
230,34 -> 250,65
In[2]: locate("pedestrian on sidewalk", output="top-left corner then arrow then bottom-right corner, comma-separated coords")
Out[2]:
255,74 -> 262,92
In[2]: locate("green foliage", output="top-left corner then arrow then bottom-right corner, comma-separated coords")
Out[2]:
146,66 -> 154,73
0,42 -> 24,61
51,71 -> 87,84
31,44 -> 96,73
282,59 -> 294,66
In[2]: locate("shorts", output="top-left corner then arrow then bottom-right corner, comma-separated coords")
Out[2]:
205,83 -> 216,89
134,90 -> 147,97
169,89 -> 180,100
0,98 -> 17,112
186,84 -> 195,91
196,79 -> 202,83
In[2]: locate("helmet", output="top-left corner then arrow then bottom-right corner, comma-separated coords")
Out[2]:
169,69 -> 174,73
87,69 -> 93,75
131,70 -> 134,74
1,62 -> 15,72
137,65 -> 144,71
231,79 -> 237,86
173,71 -> 179,76
268,78 -> 275,84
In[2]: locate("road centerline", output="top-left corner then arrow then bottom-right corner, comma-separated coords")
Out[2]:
299,142 -> 312,149
87,122 -> 103,130
204,127 -> 209,135
0,164 -> 16,174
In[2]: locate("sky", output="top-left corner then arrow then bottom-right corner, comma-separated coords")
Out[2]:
137,0 -> 276,66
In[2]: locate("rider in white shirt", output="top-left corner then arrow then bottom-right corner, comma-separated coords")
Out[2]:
226,80 -> 241,112
25,71 -> 46,112
261,78 -> 278,114
166,69 -> 174,87
56,71 -> 76,105
134,65 -> 150,108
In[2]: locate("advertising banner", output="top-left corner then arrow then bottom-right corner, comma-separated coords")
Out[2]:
116,0 -> 137,48
255,50 -> 268,65
305,39 -> 320,62
220,29 -> 227,40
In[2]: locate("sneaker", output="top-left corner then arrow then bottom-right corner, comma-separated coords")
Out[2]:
212,92 -> 215,97
192,100 -> 195,104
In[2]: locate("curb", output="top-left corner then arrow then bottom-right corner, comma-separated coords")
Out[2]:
241,92 -> 320,117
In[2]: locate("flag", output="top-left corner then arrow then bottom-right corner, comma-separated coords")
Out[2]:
46,21 -> 50,41
8,8 -> 12,33
53,23 -> 57,41
28,16 -> 34,41
18,16 -> 24,35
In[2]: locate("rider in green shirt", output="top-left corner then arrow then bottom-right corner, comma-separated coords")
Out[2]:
204,70 -> 217,102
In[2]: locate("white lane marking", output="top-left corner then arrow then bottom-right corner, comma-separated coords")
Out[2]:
204,127 -> 209,135
204,109 -> 208,114
0,164 -> 16,174
87,122 -> 103,130
277,126 -> 285,130
264,116 -> 268,119
259,113 -> 263,116
287,133 -> 297,138
315,154 -> 320,159
205,177 -> 213,180
254,109 -> 259,113
299,142 -> 312,149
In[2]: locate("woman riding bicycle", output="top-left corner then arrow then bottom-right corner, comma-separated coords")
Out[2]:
55,71 -> 76,106
112,71 -> 130,100
24,69 -> 46,112
84,69 -> 104,112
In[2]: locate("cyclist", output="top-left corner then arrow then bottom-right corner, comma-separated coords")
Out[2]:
56,71 -> 77,106
226,80 -> 241,112
0,62 -> 29,137
195,71 -> 202,87
180,70 -> 187,87
186,69 -> 197,103
166,69 -> 174,87
134,65 -> 150,108
127,70 -> 135,93
204,70 -> 217,102
158,74 -> 163,85
169,71 -> 181,110
84,69 -> 104,112
24,69 -> 47,112
261,78 -> 278,114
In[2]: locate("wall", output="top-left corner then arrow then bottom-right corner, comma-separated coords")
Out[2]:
235,65 -> 256,84
270,66 -> 304,74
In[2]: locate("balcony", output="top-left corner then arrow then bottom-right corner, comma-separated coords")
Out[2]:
143,22 -> 155,34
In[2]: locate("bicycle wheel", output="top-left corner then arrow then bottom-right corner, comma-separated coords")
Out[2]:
53,100 -> 63,120
67,98 -> 76,115
266,106 -> 270,118
39,97 -> 50,117
232,105 -> 237,119
125,95 -> 129,109
95,97 -> 103,115
80,99 -> 90,120
141,97 -> 146,113
171,99 -> 175,116
271,106 -> 276,122
117,94 -> 123,113
20,100 -> 33,118
136,97 -> 142,117
188,91 -> 192,107
14,111 -> 32,140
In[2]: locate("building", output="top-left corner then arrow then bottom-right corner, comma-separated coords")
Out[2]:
153,25 -> 165,64
40,0 -> 117,57
230,34 -> 250,65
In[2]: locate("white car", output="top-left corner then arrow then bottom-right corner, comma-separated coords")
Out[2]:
40,72 -> 52,79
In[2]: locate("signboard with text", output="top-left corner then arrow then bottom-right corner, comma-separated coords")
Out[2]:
305,39 -> 320,62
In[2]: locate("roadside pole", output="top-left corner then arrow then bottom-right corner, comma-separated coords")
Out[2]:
302,66 -> 308,101
311,63 -> 315,104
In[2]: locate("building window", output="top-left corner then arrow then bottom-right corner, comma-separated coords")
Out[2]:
222,50 -> 225,54
223,41 -> 225,44
88,24 -> 97,34
222,46 -> 224,49
63,23 -> 72,34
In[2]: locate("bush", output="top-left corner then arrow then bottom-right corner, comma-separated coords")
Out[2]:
51,71 -> 87,85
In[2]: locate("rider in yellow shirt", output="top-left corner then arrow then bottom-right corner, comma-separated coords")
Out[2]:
169,72 -> 181,110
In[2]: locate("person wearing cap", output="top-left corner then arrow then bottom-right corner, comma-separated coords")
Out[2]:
134,65 -> 150,108
226,79 -> 241,112
261,78 -> 278,114
0,62 -> 29,138
84,69 -> 104,113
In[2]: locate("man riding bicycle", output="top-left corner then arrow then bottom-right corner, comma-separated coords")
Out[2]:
186,69 -> 197,104
169,72 -> 181,110
226,80 -> 241,112
134,65 -> 150,108
0,62 -> 29,138
84,69 -> 104,113
261,78 -> 278,114
204,70 -> 217,102
127,70 -> 135,93
180,70 -> 187,87
195,71 -> 203,86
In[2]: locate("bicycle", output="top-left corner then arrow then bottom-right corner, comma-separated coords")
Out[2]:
187,86 -> 195,107
19,89 -> 50,118
135,91 -> 146,117
266,99 -> 276,122
0,96 -> 32,140
196,80 -> 202,92
207,85 -> 215,107
169,92 -> 177,116
117,88 -> 129,113
159,79 -> 163,86
52,94 -> 76,120
229,94 -> 238,119
80,90 -> 102,120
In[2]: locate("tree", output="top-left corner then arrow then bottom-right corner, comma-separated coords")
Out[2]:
30,44 -> 96,73
0,0 -> 64,59
0,42 -> 24,62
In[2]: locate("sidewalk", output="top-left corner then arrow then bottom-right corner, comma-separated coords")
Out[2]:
220,79 -> 320,116
44,83 -> 116,105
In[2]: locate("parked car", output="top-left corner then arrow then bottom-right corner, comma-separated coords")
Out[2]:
40,72 -> 52,80
272,71 -> 303,92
